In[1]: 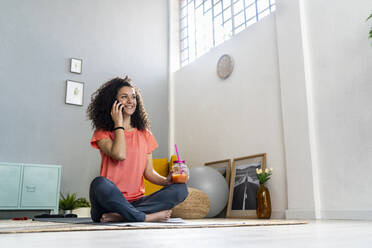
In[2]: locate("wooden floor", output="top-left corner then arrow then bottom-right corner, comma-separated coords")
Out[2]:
0,220 -> 371,247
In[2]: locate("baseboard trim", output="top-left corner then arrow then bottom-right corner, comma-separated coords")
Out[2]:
285,209 -> 316,219
271,210 -> 286,219
321,210 -> 372,220
285,209 -> 372,220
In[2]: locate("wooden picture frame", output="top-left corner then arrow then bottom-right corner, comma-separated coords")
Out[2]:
204,159 -> 232,218
226,153 -> 266,218
204,159 -> 232,185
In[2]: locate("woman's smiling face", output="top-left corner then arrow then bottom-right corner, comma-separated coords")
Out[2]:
116,86 -> 137,116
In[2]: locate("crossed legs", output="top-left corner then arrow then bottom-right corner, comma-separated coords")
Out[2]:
89,176 -> 188,222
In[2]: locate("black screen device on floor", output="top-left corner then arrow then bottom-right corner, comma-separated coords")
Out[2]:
33,213 -> 77,218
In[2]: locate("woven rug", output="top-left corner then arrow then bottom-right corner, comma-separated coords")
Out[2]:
0,218 -> 308,234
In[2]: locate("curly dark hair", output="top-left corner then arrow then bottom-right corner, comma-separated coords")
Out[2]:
87,76 -> 150,131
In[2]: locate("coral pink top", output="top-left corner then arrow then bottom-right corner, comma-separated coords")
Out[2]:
91,128 -> 158,202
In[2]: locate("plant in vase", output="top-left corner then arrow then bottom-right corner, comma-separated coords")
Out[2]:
59,192 -> 78,214
75,197 -> 91,208
256,168 -> 273,219
72,197 -> 91,217
59,193 -> 91,216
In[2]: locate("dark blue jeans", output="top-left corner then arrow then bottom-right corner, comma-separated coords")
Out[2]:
89,176 -> 188,222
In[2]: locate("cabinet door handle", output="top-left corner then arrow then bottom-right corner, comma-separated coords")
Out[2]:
25,186 -> 36,192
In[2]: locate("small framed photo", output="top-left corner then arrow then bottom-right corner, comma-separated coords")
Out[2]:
205,159 -> 232,218
70,58 -> 82,74
65,80 -> 84,106
226,153 -> 266,218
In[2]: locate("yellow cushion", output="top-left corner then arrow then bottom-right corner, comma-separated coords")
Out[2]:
144,155 -> 177,195
169,155 -> 177,171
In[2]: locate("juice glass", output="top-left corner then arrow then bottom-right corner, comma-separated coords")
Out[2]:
172,160 -> 189,183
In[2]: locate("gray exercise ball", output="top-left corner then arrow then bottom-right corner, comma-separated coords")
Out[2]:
187,166 -> 229,218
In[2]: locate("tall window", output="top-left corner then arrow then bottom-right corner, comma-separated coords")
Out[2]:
180,0 -> 276,67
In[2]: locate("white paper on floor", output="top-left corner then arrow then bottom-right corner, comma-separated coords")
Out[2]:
107,218 -> 253,227
107,218 -> 186,226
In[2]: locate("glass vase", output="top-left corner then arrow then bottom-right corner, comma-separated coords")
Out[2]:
256,183 -> 272,219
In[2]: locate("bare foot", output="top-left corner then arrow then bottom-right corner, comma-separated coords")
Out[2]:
145,210 -> 172,222
100,212 -> 124,223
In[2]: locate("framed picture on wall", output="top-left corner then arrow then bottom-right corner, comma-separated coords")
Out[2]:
70,58 -> 82,74
205,158 -> 232,218
226,153 -> 266,218
65,80 -> 84,106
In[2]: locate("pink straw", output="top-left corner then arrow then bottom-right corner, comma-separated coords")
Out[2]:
174,144 -> 182,174
175,144 -> 180,161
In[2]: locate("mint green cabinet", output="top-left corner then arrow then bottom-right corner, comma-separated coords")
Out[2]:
0,164 -> 22,207
0,162 -> 61,214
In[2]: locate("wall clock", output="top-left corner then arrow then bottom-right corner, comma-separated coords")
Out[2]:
217,54 -> 234,79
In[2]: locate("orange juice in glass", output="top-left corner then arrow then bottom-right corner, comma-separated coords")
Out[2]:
172,160 -> 189,184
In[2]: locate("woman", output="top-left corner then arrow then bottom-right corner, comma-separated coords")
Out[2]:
87,76 -> 188,222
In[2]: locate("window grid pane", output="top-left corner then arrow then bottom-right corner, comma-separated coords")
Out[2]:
223,6 -> 232,21
222,0 -> 231,9
195,0 -> 203,8
180,0 -> 276,67
214,1 -> 222,16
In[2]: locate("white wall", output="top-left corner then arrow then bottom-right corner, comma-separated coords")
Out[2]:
275,0 -> 319,219
173,15 -> 288,219
172,0 -> 372,220
276,0 -> 372,220
303,0 -> 372,219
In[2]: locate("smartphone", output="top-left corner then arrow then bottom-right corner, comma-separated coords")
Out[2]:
116,101 -> 124,112
113,100 -> 124,112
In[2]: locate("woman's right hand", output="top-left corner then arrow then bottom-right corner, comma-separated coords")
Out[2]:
111,100 -> 124,127
166,170 -> 174,185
